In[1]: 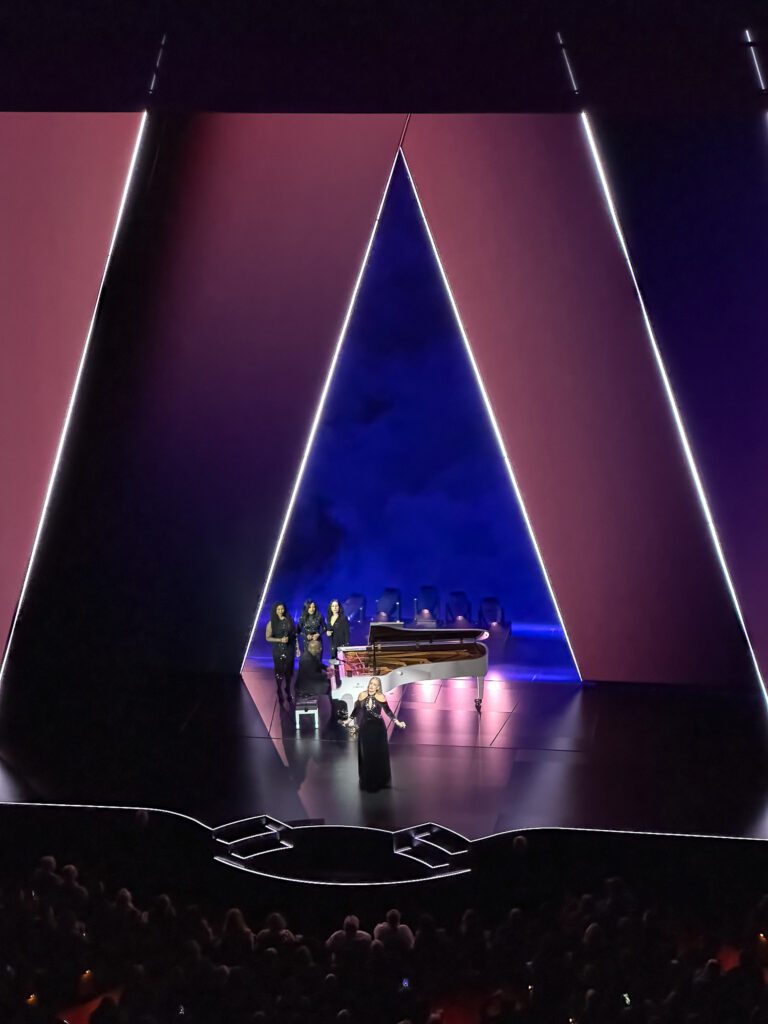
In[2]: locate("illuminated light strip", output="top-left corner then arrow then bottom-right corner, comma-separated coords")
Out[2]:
556,31 -> 580,94
215,855 -> 471,886
2,799 -> 767,845
0,801 -> 765,887
580,111 -> 768,708
0,798 -> 209,829
745,29 -> 767,91
149,32 -> 168,96
476,822 -> 768,844
240,142 -> 404,671
212,811 -> 290,831
399,150 -> 583,682
0,112 -> 149,690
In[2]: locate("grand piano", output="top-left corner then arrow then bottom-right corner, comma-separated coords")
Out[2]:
337,622 -> 489,715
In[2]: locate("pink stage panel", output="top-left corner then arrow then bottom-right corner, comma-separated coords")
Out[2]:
403,114 -> 754,687
0,113 -> 142,658
128,115 -> 407,671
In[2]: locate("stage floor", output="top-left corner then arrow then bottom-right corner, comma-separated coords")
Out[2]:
3,662 -> 766,843
235,663 -> 768,839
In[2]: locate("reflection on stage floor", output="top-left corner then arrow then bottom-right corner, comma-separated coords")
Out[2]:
236,658 -> 768,841
1,660 -> 766,844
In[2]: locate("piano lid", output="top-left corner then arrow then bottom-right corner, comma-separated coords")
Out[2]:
367,622 -> 489,645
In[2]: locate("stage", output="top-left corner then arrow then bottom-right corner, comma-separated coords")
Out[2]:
1,663 -> 767,845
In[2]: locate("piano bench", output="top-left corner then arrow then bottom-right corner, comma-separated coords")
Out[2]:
294,697 -> 320,732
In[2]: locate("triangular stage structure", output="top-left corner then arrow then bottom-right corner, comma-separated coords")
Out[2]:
244,150 -> 579,681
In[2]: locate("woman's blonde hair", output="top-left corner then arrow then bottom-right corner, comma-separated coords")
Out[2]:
359,676 -> 384,701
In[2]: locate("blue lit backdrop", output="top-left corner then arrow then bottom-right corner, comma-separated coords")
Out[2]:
260,155 -> 576,675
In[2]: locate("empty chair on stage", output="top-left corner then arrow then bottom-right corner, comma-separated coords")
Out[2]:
478,597 -> 511,658
412,585 -> 440,629
294,641 -> 327,732
445,591 -> 472,626
342,593 -> 367,624
343,593 -> 367,647
375,588 -> 401,622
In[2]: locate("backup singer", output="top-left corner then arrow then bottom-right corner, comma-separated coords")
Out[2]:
265,602 -> 296,705
326,599 -> 350,663
346,677 -> 405,792
298,599 -> 325,654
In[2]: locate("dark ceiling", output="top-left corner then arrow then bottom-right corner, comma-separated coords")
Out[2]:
1,0 -> 767,112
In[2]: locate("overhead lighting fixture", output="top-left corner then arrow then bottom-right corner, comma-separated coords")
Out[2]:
0,112 -> 150,690
400,149 -> 583,682
580,111 -> 767,708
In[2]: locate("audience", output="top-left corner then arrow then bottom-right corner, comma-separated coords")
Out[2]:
326,916 -> 372,966
373,909 -> 415,956
2,842 -> 768,1023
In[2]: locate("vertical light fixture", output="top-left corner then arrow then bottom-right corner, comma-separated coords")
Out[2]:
149,33 -> 168,96
745,29 -> 767,92
240,147 -> 403,671
556,31 -> 580,95
400,148 -> 583,682
0,112 -> 149,689
580,111 -> 767,707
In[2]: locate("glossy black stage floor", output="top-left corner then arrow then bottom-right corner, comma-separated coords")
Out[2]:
1,660 -> 767,843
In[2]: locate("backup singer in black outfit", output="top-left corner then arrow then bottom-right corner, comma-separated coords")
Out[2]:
326,599 -> 350,662
265,602 -> 296,704
297,600 -> 325,654
346,677 -> 405,792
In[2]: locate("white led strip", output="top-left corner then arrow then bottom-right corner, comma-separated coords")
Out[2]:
745,29 -> 767,92
400,149 -> 583,682
240,146 -> 403,671
580,111 -> 767,707
556,31 -> 580,94
0,801 -> 764,889
0,112 -> 150,689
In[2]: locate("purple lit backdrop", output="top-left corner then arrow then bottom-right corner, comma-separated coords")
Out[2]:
131,115 -> 407,670
0,114 -> 407,689
2,113 -> 765,698
403,114 -> 755,687
0,113 -> 141,658
595,114 -> 768,691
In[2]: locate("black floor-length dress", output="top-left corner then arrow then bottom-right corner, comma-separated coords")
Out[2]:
326,611 -> 350,660
351,695 -> 396,791
266,609 -> 296,700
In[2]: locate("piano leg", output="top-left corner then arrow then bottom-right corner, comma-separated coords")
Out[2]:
474,675 -> 484,712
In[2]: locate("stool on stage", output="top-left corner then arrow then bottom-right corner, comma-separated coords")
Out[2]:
294,695 -> 320,731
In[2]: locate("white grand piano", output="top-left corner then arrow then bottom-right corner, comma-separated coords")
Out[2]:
337,622 -> 489,715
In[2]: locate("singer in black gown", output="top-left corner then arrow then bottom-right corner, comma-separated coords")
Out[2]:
348,677 -> 406,791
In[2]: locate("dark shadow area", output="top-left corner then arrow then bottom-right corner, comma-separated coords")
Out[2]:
1,1 -> 764,113
5,804 -> 768,1021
